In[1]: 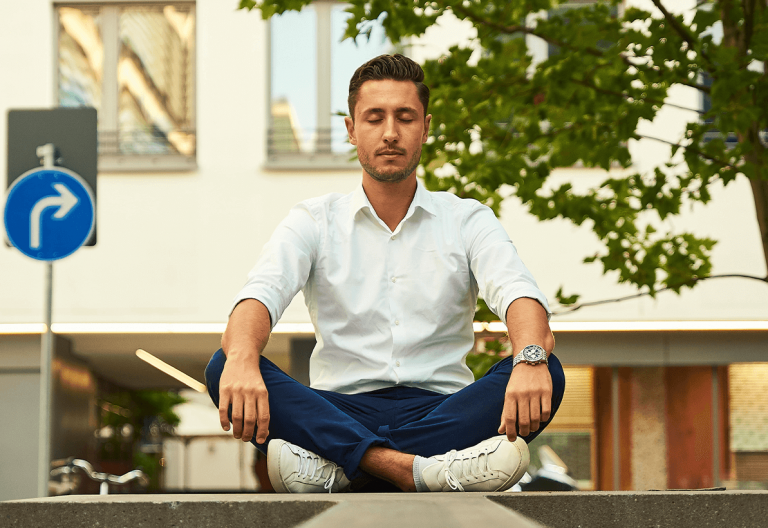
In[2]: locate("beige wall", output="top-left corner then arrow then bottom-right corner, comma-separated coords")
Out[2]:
1,1 -> 766,331
0,336 -> 41,500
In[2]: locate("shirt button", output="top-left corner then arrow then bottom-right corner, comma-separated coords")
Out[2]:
391,235 -> 397,240
396,361 -> 401,367
395,320 -> 400,325
391,277 -> 397,283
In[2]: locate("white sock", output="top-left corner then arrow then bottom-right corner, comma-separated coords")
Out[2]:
413,455 -> 432,492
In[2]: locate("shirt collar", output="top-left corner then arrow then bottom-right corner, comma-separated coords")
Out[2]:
350,179 -> 437,227
410,179 -> 437,217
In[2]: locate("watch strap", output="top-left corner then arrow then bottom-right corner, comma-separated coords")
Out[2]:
512,344 -> 549,368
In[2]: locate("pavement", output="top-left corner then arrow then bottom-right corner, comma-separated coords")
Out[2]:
2,490 -> 767,528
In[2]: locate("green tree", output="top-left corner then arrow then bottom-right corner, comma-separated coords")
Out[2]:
243,0 -> 768,306
99,390 -> 185,491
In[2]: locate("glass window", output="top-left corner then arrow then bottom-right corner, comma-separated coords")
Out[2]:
726,363 -> 768,489
329,4 -> 389,154
270,8 -> 317,156
118,5 -> 195,156
528,366 -> 596,489
58,7 -> 103,109
57,3 -> 196,171
268,1 -> 391,166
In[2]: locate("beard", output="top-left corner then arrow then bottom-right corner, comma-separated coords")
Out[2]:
358,145 -> 422,183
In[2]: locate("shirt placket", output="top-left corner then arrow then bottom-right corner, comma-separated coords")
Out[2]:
387,223 -> 405,382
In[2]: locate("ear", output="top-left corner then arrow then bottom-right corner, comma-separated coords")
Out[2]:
422,114 -> 432,143
345,116 -> 357,145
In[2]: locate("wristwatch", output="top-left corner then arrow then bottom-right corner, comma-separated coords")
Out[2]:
512,344 -> 549,368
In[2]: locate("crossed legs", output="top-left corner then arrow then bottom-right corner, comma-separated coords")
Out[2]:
205,349 -> 565,490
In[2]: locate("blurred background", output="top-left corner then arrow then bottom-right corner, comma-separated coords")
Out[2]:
1,0 -> 766,499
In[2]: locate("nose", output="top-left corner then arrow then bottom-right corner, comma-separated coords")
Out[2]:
382,116 -> 399,143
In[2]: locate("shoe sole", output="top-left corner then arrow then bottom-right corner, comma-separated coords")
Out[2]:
266,439 -> 291,493
492,437 -> 530,492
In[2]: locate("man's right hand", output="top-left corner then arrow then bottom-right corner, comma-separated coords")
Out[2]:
219,299 -> 273,443
218,352 -> 270,443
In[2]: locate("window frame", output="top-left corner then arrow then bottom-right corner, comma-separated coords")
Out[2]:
55,0 -> 197,172
264,1 -> 381,171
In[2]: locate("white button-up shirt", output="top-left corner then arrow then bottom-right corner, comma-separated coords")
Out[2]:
233,182 -> 549,395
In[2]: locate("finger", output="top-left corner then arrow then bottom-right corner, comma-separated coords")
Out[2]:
241,392 -> 257,443
498,405 -> 506,434
231,393 -> 244,439
529,396 -> 541,434
504,399 -> 518,442
541,392 -> 552,424
517,396 -> 530,437
218,390 -> 231,432
255,391 -> 271,444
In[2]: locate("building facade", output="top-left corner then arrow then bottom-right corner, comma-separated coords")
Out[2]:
1,0 -> 766,499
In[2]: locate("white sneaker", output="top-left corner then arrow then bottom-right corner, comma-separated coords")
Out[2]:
267,439 -> 350,493
418,436 -> 529,492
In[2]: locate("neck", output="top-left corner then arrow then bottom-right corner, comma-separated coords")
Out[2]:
362,173 -> 418,231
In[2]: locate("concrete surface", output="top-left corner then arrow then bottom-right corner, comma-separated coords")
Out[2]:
492,490 -> 768,528
2,490 -> 767,528
0,493 -> 545,528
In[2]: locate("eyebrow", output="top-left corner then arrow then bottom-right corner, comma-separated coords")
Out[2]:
363,107 -> 419,115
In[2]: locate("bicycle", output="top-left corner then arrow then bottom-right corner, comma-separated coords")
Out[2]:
50,458 -> 149,495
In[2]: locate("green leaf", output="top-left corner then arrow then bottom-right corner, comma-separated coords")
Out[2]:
240,0 -> 767,304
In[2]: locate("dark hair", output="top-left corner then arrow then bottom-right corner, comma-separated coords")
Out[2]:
348,54 -> 430,120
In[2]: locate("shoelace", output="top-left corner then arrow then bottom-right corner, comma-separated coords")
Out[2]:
441,444 -> 493,491
291,445 -> 342,493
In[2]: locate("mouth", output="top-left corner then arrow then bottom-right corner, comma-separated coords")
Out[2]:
377,149 -> 405,157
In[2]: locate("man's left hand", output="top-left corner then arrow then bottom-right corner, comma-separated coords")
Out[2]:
498,362 -> 552,442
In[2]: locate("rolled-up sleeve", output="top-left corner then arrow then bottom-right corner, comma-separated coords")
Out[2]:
463,203 -> 550,322
231,203 -> 319,329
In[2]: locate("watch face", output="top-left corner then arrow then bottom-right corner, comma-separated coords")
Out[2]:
523,345 -> 545,362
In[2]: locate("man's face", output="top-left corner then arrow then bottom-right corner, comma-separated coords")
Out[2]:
345,80 -> 431,184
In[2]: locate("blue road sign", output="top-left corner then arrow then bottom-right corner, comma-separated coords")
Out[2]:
3,167 -> 95,261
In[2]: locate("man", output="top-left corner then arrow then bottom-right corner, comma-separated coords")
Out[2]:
205,54 -> 565,493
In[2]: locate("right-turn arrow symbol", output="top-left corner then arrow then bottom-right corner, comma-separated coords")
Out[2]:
29,183 -> 79,249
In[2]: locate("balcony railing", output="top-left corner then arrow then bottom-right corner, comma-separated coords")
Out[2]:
97,128 -> 196,171
266,127 -> 357,169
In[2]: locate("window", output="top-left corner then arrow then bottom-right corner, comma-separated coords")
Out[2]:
57,3 -> 196,171
528,366 -> 597,490
726,363 -> 768,489
267,1 -> 392,168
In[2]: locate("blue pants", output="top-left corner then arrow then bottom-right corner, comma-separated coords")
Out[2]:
205,349 -> 565,481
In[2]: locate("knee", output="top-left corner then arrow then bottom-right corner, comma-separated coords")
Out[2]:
547,354 -> 566,410
204,348 -> 227,405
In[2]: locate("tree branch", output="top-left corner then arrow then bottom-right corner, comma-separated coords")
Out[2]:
649,0 -> 714,67
637,133 -> 739,170
452,4 -> 606,58
451,3 -> 713,95
552,273 -> 768,315
629,59 -> 712,94
569,78 -> 705,114
650,0 -> 699,49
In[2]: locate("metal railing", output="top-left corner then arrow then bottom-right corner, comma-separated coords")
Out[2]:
98,128 -> 196,157
267,127 -> 353,160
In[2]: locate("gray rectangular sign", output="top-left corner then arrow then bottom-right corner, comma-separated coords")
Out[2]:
7,107 -> 98,245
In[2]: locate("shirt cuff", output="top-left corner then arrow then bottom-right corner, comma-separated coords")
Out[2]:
502,291 -> 552,323
230,292 -> 279,330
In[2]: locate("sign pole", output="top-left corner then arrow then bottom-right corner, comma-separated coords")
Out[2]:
4,110 -> 97,497
38,260 -> 53,497
36,143 -> 56,497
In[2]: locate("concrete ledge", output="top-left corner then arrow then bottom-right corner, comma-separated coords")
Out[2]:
0,493 -> 546,528
2,491 -> 766,528
0,494 -> 335,528
491,490 -> 768,528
